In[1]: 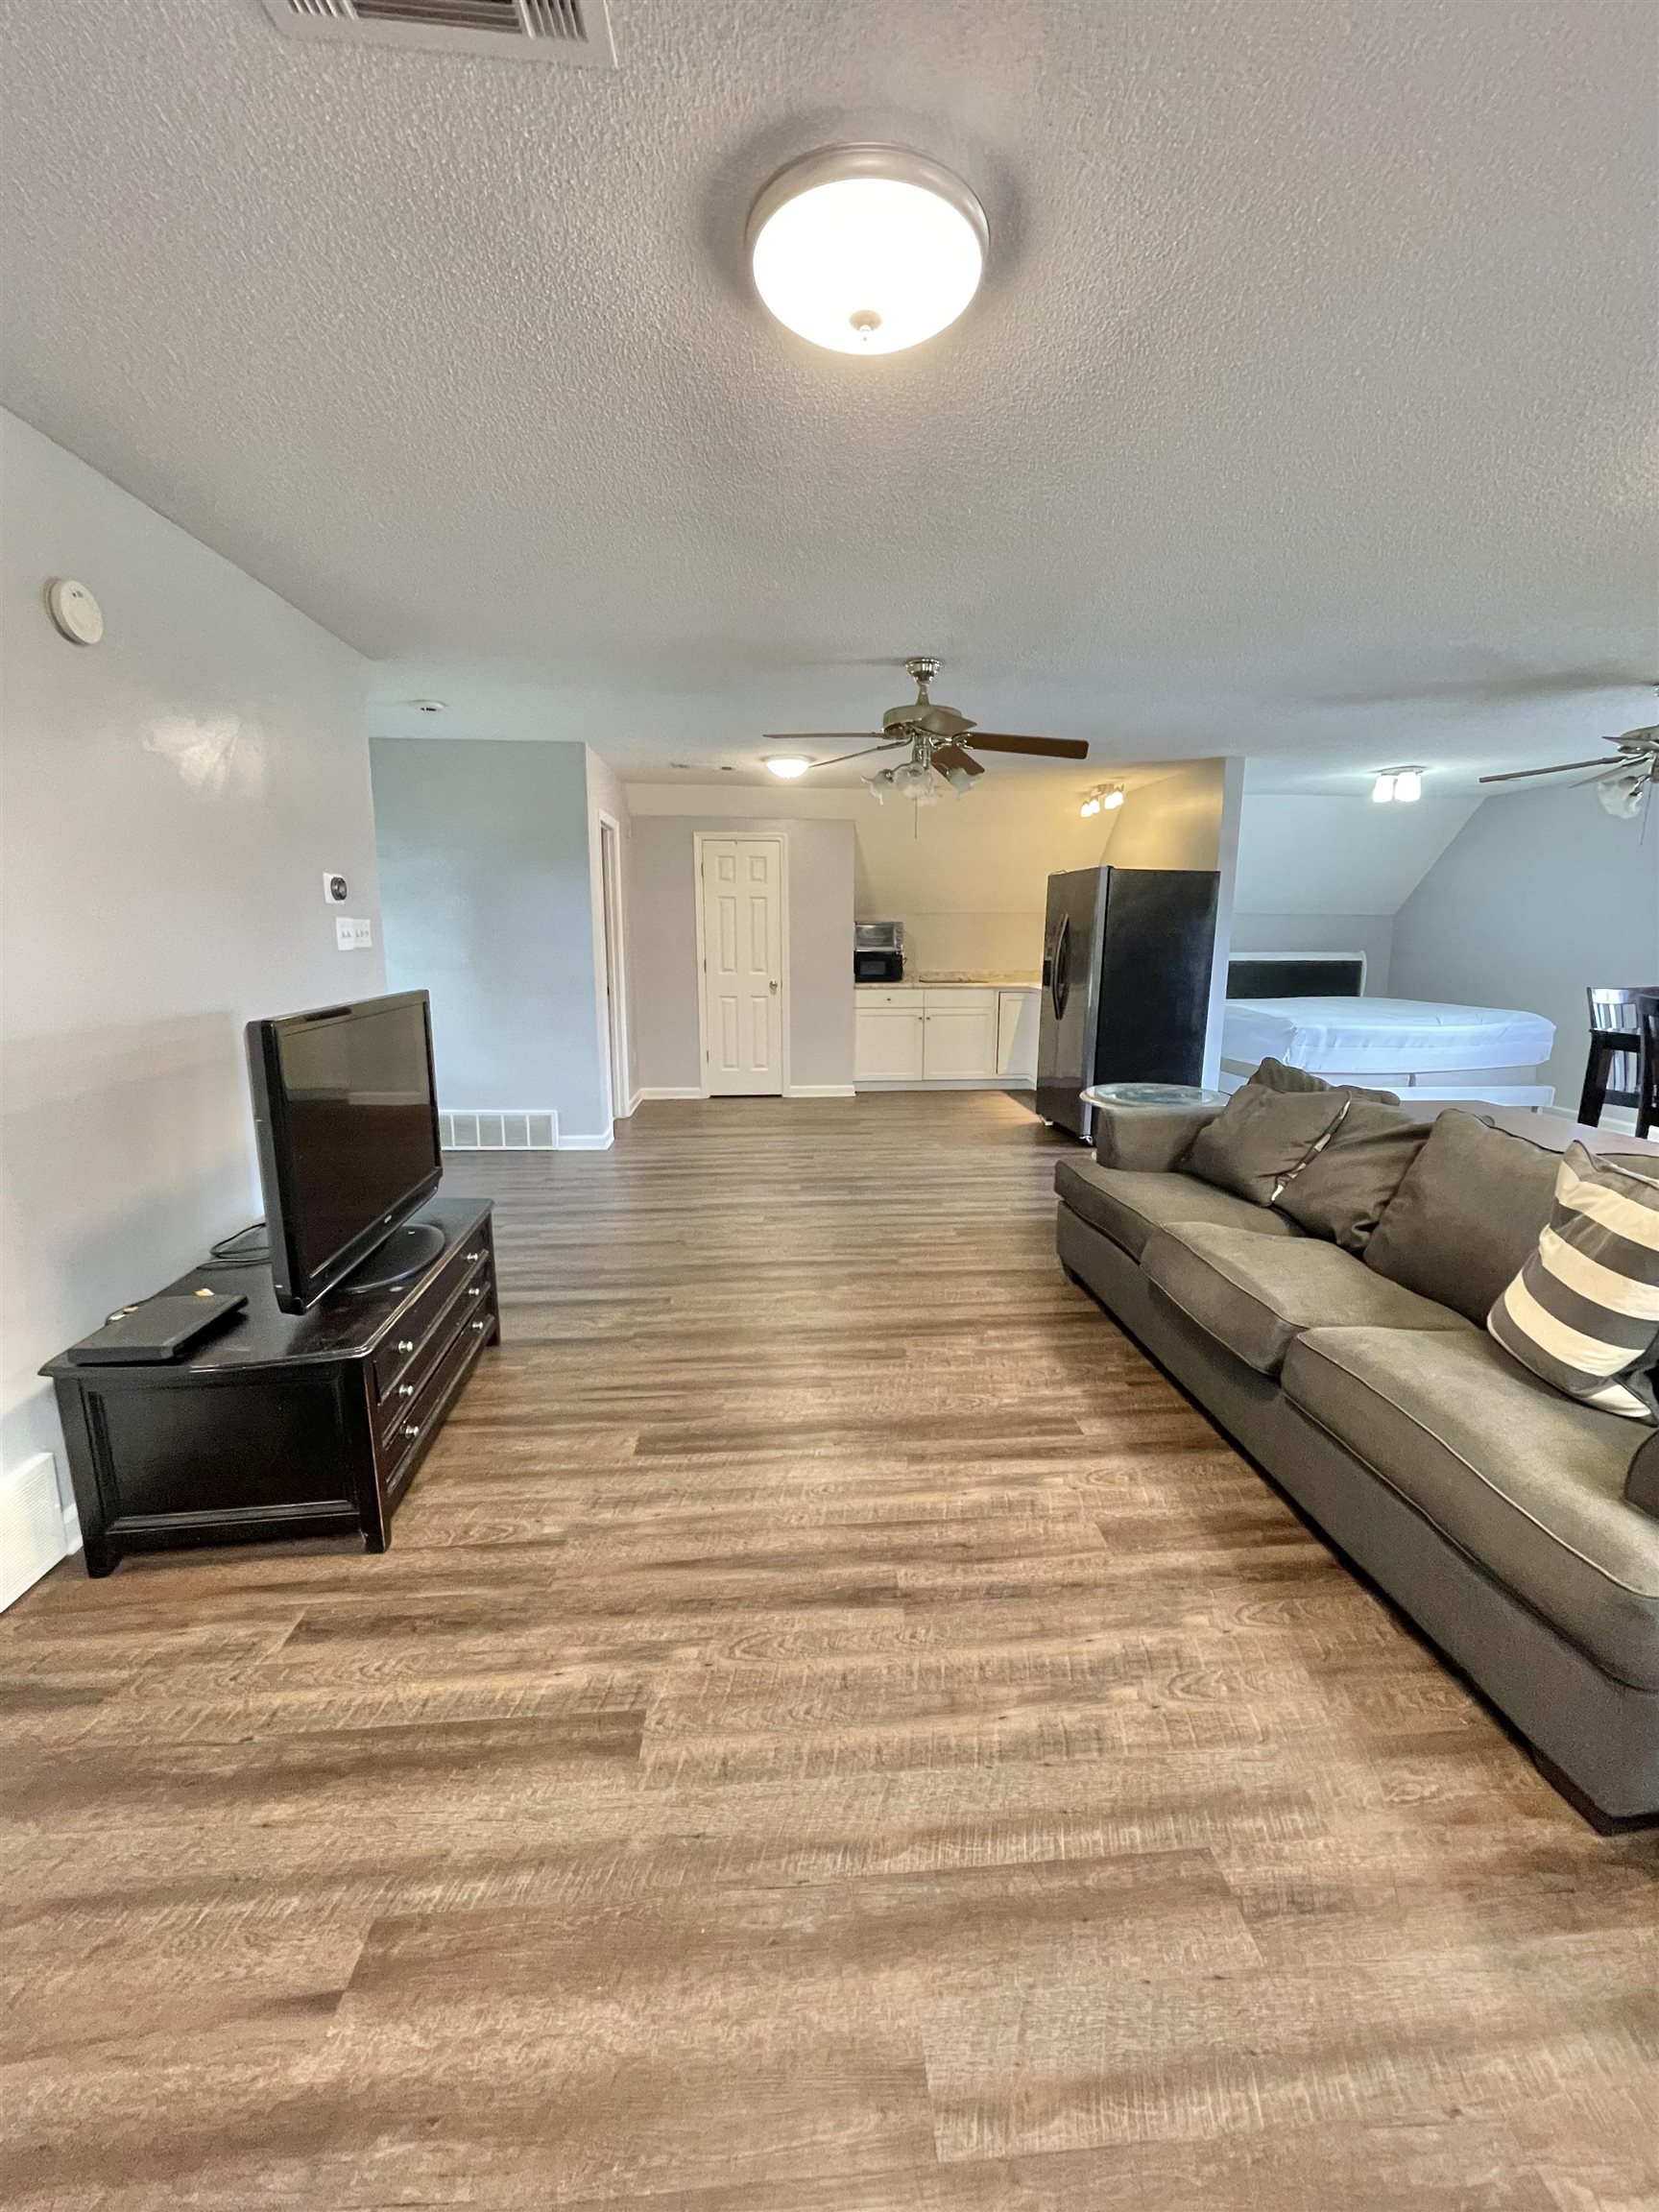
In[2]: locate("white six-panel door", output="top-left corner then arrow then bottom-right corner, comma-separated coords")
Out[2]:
698,837 -> 783,1095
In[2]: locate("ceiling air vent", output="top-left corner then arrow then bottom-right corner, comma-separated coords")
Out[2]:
258,0 -> 615,67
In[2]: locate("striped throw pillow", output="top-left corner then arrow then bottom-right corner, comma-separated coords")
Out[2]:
1488,1143 -> 1659,1421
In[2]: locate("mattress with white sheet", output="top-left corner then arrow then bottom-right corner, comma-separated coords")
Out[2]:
1220,997 -> 1556,1075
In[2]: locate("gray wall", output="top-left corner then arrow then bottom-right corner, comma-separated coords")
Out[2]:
628,816 -> 855,1094
1390,786 -> 1659,1101
1,411 -> 381,1585
371,737 -> 609,1138
1229,912 -> 1394,992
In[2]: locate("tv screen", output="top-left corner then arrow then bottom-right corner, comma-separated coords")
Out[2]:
246,991 -> 443,1312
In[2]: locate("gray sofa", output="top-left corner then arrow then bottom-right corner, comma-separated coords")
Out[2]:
1054,1084 -> 1659,1828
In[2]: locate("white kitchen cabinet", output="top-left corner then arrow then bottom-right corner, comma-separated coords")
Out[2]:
922,988 -> 998,1080
855,983 -> 1036,1087
854,1000 -> 926,1082
996,988 -> 1040,1082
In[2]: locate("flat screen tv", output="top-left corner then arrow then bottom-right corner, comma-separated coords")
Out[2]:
246,990 -> 443,1313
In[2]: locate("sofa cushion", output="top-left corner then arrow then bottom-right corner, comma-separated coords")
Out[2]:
1488,1143 -> 1659,1422
1272,1098 -> 1430,1254
1183,1084 -> 1349,1206
1363,1111 -> 1559,1324
1053,1157 -> 1303,1262
1283,1325 -> 1659,1689
1142,1221 -> 1471,1377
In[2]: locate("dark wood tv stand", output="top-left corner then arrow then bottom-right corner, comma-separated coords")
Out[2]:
42,1197 -> 497,1576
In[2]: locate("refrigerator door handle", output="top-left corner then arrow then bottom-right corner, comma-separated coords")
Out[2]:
1050,915 -> 1072,1021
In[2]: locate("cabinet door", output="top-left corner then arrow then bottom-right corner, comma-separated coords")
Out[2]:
923,1001 -> 998,1080
855,1006 -> 926,1082
997,990 -> 1040,1081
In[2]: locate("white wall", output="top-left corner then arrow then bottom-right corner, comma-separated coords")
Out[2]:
1390,786 -> 1659,1102
585,749 -> 633,1118
626,813 -> 855,1094
371,737 -> 611,1142
1,411 -> 382,1599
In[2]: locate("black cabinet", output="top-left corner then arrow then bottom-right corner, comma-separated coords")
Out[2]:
42,1198 -> 498,1576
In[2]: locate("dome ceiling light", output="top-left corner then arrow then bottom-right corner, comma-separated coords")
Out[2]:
747,148 -> 989,356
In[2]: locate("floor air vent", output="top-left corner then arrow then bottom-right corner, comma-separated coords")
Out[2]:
259,0 -> 615,67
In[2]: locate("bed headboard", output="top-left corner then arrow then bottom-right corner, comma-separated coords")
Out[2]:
1227,953 -> 1367,998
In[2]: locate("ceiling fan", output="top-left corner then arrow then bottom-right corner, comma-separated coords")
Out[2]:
1479,696 -> 1659,824
764,657 -> 1088,804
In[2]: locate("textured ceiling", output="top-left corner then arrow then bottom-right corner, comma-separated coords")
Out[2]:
2,0 -> 1655,793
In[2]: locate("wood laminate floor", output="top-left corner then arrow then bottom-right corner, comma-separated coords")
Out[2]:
4,1092 -> 1656,2211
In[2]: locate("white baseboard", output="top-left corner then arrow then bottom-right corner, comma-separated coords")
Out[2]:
626,1089 -> 644,1117
785,1084 -> 856,1099
854,1077 -> 1034,1093
1546,1101 -> 1639,1136
634,1086 -> 706,1102
559,1127 -> 614,1150
1,1452 -> 73,1613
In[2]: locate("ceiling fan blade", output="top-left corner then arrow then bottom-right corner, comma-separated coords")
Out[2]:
931,743 -> 985,778
762,733 -> 881,743
966,733 -> 1091,760
805,741 -> 907,770
1478,757 -> 1619,783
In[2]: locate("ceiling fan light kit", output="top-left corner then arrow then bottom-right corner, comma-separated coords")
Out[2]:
748,148 -> 988,356
759,658 -> 1090,807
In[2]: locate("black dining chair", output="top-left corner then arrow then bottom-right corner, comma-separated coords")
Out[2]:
1578,986 -> 1659,1136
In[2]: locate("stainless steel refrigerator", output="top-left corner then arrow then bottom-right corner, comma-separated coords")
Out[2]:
1036,867 -> 1220,1139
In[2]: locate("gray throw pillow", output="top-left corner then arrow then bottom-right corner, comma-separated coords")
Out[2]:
1272,1099 -> 1429,1253
1362,1111 -> 1561,1323
1183,1084 -> 1349,1206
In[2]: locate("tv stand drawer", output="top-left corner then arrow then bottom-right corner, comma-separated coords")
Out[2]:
375,1255 -> 492,1440
373,1229 -> 493,1403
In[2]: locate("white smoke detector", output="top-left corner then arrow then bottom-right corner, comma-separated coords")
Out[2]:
46,578 -> 104,645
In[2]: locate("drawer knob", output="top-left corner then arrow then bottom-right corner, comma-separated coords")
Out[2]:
403,1421 -> 420,1439
470,1318 -> 487,1333
397,1382 -> 415,1399
467,1286 -> 483,1299
395,1338 -> 415,1355
465,1249 -> 482,1262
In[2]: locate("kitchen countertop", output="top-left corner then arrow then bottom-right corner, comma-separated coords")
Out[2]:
856,974 -> 1040,989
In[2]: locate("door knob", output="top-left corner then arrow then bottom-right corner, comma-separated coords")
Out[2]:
769,979 -> 779,993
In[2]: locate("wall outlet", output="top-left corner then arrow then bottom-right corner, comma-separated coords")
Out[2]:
335,916 -> 373,951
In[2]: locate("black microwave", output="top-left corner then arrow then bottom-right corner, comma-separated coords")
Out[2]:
854,948 -> 904,983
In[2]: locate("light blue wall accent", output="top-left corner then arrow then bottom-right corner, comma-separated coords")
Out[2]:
371,737 -> 608,1138
1390,788 -> 1659,1103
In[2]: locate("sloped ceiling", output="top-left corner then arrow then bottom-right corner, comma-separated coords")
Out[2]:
1234,794 -> 1479,915
1,0 -> 1654,791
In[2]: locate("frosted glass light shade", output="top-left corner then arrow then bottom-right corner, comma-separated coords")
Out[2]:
749,148 -> 988,356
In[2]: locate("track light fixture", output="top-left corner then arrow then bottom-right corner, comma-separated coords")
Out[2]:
1079,783 -> 1125,819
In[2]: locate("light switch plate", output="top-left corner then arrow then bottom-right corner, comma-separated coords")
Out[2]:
335,916 -> 373,951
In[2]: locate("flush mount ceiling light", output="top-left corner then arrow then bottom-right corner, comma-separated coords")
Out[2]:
747,147 -> 989,356
1373,765 -> 1425,804
763,756 -> 810,779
